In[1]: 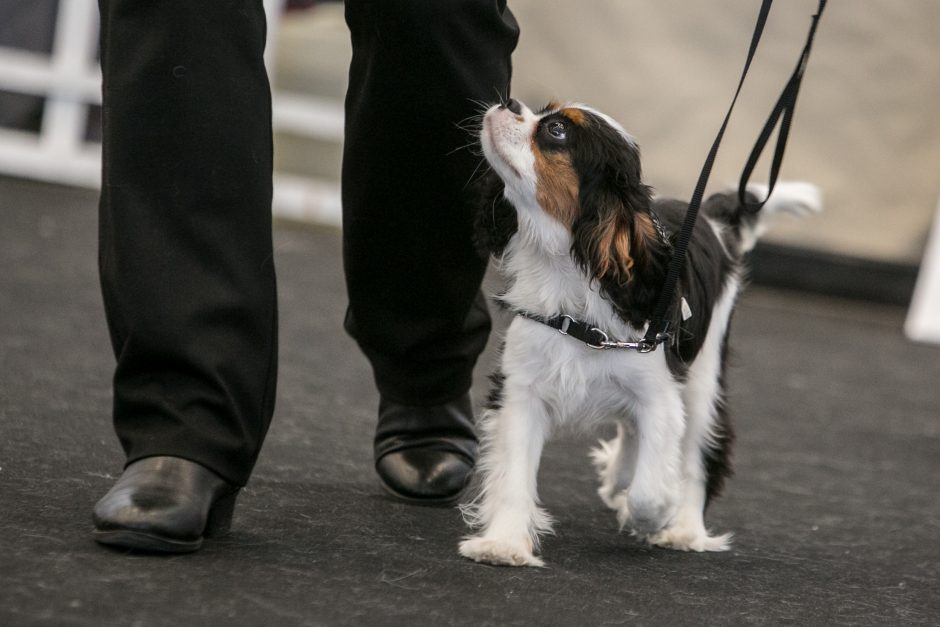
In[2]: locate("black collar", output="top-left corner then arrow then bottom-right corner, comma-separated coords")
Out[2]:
499,301 -> 666,353
512,309 -> 612,349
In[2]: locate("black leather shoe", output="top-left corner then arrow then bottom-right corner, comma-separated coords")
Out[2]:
92,456 -> 239,553
374,395 -> 478,504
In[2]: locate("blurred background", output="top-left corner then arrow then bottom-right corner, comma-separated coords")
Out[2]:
1,0 -> 938,317
275,0 -> 940,265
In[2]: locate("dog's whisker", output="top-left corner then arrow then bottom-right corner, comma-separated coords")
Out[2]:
447,137 -> 484,156
462,157 -> 490,190
455,112 -> 485,128
468,98 -> 493,112
454,123 -> 483,136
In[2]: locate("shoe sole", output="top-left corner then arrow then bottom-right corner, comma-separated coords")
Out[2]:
376,476 -> 469,507
93,529 -> 204,553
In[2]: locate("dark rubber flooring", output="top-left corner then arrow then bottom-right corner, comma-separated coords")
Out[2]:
2,176 -> 938,626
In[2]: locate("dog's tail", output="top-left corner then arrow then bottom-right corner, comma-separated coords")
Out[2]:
704,181 -> 822,258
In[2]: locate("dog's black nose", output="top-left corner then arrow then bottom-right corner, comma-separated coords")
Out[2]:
504,98 -> 522,115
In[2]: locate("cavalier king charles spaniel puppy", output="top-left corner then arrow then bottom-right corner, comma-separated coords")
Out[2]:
459,98 -> 820,567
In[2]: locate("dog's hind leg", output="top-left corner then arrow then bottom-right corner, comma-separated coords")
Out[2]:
590,420 -> 638,511
459,385 -> 553,567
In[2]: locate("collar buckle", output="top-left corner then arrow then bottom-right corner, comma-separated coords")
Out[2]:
586,327 -> 610,349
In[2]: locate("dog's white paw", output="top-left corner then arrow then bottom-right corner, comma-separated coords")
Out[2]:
459,536 -> 545,568
623,489 -> 678,536
614,489 -> 676,536
646,525 -> 733,552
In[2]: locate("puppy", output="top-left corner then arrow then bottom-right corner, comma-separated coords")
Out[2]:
459,98 -> 820,567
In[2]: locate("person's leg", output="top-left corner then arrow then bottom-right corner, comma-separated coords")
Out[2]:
342,0 -> 519,501
94,0 -> 277,550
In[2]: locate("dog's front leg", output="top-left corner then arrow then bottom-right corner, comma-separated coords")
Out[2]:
619,385 -> 685,536
459,390 -> 552,567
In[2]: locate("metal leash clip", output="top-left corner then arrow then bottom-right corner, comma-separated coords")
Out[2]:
590,331 -> 671,353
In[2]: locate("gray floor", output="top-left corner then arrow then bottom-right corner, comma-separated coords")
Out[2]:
2,176 -> 939,626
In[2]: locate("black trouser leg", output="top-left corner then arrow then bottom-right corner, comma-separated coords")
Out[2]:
97,0 -> 277,486
342,0 -> 520,406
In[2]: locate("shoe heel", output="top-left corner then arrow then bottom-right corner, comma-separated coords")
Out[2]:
205,490 -> 239,537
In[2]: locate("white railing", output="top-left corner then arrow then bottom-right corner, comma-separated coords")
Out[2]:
0,0 -> 343,226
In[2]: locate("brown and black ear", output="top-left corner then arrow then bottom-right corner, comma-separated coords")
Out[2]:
472,169 -> 518,259
571,171 -> 667,327
571,176 -> 656,286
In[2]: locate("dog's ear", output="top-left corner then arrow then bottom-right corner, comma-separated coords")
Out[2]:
472,169 -> 518,258
571,171 -> 657,287
570,146 -> 669,328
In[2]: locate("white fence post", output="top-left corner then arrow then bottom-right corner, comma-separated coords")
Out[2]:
40,0 -> 98,156
0,1 -> 344,226
905,197 -> 940,345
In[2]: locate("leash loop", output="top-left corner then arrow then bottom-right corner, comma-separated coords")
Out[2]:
641,0 -> 826,352
738,0 -> 828,212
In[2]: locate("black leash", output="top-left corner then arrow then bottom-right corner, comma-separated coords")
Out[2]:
738,0 -> 827,212
505,0 -> 827,353
639,0 -> 828,352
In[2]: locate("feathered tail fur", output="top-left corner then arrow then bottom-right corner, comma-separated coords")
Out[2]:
704,181 -> 822,258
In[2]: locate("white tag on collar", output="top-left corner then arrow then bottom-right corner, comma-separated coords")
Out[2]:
681,297 -> 693,321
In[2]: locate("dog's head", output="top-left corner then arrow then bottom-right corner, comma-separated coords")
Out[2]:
479,99 -> 663,288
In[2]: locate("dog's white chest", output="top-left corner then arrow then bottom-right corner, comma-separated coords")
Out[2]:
501,318 -> 650,427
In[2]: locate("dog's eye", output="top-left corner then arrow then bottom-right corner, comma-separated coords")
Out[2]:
546,120 -> 567,141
